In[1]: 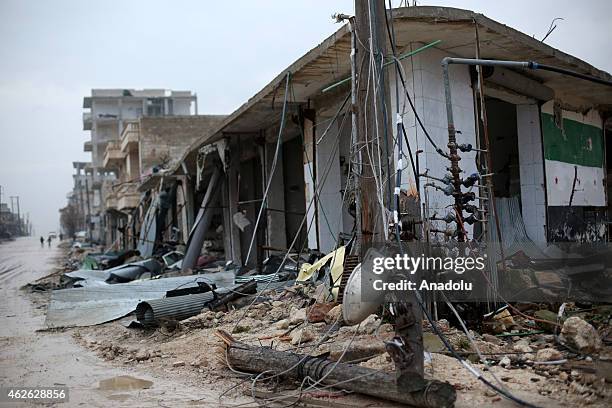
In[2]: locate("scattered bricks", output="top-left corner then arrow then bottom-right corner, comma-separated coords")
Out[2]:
290,328 -> 315,345
560,317 -> 602,353
307,302 -> 337,323
135,349 -> 150,361
274,319 -> 289,330
483,334 -> 502,345
190,357 -> 209,368
500,356 -> 511,368
513,343 -> 534,354
324,304 -> 343,325
357,314 -> 380,335
181,310 -> 216,330
289,308 -> 307,326
172,360 -> 185,367
536,348 -> 563,362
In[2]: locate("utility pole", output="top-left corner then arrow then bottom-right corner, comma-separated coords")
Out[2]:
9,196 -> 17,235
353,0 -> 425,391
15,196 -> 21,236
354,0 -> 391,247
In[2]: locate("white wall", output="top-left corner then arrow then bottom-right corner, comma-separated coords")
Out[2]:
541,101 -> 605,207
517,104 -> 547,242
389,44 -> 478,238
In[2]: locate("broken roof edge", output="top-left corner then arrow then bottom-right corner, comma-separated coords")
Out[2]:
394,6 -> 610,81
172,23 -> 351,171
176,5 -> 611,169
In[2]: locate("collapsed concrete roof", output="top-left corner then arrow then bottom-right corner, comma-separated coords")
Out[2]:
175,6 -> 612,176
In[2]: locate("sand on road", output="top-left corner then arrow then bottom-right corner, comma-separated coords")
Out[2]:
0,237 -> 224,407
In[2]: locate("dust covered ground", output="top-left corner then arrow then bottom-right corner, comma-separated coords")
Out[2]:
10,237 -> 612,407
71,298 -> 611,408
0,237 -> 246,407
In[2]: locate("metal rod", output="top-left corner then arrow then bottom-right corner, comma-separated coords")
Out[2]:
322,39 -> 441,93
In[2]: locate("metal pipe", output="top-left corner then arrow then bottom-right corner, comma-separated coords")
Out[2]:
441,59 -> 466,242
532,62 -> 612,87
441,55 -> 612,241
136,291 -> 217,325
443,57 -> 530,70
182,165 -> 222,271
443,57 -> 612,87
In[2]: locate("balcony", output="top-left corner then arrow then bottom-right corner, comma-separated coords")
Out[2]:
102,141 -> 125,169
83,112 -> 92,130
105,192 -> 118,211
116,182 -> 141,210
120,122 -> 140,153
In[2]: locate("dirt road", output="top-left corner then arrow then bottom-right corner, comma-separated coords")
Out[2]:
0,237 -> 225,407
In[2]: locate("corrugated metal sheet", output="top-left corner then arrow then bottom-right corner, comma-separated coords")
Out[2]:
135,280 -> 289,326
45,272 -> 235,328
65,269 -> 110,282
64,259 -> 162,285
136,291 -> 218,325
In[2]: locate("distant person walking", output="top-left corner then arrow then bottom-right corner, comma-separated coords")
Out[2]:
47,236 -> 51,248
59,233 -> 63,241
40,236 -> 44,247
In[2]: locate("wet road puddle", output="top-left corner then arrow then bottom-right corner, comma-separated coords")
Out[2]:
106,393 -> 131,401
98,375 -> 153,391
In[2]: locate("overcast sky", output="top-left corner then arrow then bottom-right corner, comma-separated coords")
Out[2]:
0,0 -> 610,235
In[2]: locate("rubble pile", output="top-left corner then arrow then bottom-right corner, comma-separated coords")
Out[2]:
29,243 -> 611,407
66,268 -> 611,407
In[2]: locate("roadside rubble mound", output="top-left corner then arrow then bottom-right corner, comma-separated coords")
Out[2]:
71,282 -> 611,407
42,246 -> 611,407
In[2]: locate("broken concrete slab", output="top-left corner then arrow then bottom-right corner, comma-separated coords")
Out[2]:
560,316 -> 602,353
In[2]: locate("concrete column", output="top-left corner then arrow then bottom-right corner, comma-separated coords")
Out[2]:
303,116 -> 318,249
227,140 -> 242,263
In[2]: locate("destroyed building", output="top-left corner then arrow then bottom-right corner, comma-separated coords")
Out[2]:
121,7 -> 612,270
79,89 -> 198,244
53,5 -> 612,407
100,115 -> 226,249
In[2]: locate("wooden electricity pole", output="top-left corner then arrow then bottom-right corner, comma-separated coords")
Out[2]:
353,0 -> 425,389
354,0 -> 389,246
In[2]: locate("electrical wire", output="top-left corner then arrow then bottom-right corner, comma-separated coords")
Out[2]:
244,72 -> 292,265
383,4 -> 541,407
231,87 -> 352,333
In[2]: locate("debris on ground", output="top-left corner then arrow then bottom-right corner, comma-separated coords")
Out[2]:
29,244 -> 612,407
